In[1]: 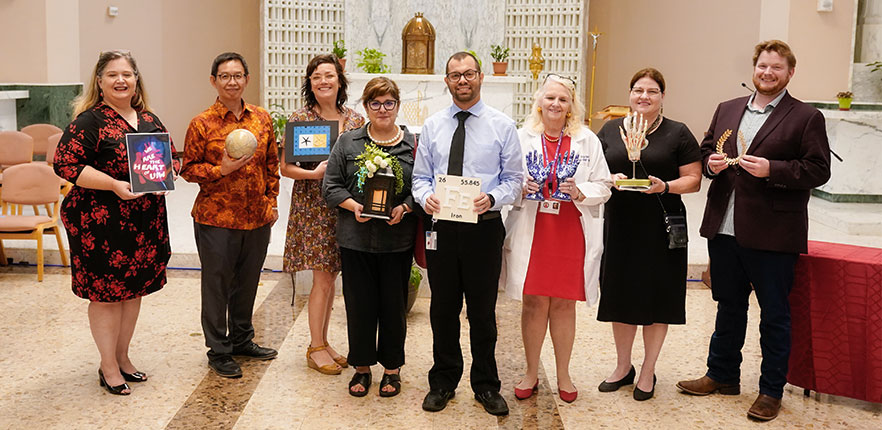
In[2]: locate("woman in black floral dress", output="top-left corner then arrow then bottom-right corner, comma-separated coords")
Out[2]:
54,51 -> 176,396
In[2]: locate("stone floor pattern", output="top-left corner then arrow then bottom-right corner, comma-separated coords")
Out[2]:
0,267 -> 880,430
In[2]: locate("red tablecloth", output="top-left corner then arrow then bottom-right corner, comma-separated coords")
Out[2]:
787,241 -> 882,403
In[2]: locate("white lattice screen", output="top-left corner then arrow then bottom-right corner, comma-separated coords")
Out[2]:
504,0 -> 586,121
261,0 -> 346,113
262,0 -> 587,122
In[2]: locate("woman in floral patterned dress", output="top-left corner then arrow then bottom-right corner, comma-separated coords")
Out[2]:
281,54 -> 364,374
54,51 -> 176,395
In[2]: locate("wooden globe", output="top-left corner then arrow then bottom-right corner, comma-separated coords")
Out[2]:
225,129 -> 258,159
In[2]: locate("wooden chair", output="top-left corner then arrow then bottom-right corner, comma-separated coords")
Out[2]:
45,132 -> 72,196
21,123 -> 63,160
0,131 -> 34,215
0,163 -> 68,281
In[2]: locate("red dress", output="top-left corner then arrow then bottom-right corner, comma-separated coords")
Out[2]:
522,135 -> 586,301
54,103 -> 175,302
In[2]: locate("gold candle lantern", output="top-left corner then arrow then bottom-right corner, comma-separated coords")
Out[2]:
402,12 -> 436,74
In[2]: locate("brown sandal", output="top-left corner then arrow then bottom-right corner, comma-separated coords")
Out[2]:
324,343 -> 348,368
306,345 -> 342,375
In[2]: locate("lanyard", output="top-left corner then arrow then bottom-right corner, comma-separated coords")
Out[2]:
540,131 -> 564,195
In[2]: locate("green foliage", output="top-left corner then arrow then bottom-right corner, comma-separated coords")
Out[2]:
409,264 -> 422,289
355,142 -> 404,193
867,61 -> 882,78
465,49 -> 483,69
269,104 -> 288,144
356,48 -> 391,74
490,44 -> 510,62
332,40 -> 347,59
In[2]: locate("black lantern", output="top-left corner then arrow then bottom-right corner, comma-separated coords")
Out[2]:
362,168 -> 395,219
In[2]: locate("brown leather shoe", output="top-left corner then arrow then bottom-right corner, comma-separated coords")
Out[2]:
747,394 -> 781,421
676,375 -> 740,396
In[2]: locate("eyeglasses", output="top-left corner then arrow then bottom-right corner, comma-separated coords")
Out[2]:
367,100 -> 399,111
630,87 -> 662,96
217,73 -> 247,83
544,73 -> 577,89
446,70 -> 479,82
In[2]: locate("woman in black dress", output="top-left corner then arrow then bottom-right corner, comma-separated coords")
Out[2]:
596,68 -> 701,400
54,51 -> 175,395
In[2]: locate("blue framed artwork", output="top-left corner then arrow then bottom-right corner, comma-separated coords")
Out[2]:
284,120 -> 339,162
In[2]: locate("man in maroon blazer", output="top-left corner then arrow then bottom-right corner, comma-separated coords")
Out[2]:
676,40 -> 831,421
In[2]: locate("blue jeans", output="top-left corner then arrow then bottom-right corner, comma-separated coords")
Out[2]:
705,235 -> 798,399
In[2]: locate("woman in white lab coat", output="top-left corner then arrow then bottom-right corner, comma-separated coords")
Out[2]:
502,74 -> 611,403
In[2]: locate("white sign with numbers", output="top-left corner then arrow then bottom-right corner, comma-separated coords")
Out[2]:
434,174 -> 482,224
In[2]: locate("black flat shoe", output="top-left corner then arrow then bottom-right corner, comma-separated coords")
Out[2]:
121,370 -> 147,383
232,342 -> 278,361
98,369 -> 130,396
475,390 -> 509,416
379,372 -> 401,398
349,372 -> 372,397
633,375 -> 657,401
598,365 -> 636,392
422,389 -> 455,412
208,355 -> 243,379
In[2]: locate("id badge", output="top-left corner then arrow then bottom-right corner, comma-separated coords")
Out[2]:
538,200 -> 561,215
425,231 -> 438,250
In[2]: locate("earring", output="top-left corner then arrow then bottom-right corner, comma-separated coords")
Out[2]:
537,107 -> 542,113
566,112 -> 572,118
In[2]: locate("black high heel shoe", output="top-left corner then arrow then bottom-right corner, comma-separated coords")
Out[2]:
121,370 -> 148,383
98,369 -> 131,395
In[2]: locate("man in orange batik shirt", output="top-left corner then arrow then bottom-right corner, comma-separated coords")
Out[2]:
181,52 -> 281,379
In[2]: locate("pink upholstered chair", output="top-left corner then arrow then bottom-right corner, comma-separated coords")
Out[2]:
45,132 -> 72,196
46,132 -> 62,165
0,131 -> 35,215
0,163 -> 68,280
21,123 -> 63,159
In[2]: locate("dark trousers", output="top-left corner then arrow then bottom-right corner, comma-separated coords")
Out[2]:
340,247 -> 411,369
706,235 -> 798,398
194,221 -> 272,359
425,216 -> 504,393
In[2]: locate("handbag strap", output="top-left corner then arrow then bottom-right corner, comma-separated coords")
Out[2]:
636,160 -> 669,216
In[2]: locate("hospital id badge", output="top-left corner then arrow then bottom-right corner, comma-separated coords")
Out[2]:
425,231 -> 438,250
538,200 -> 561,215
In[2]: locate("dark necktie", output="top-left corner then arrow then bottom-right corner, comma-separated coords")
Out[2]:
447,110 -> 471,176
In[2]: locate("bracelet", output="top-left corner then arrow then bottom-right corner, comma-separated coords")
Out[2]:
662,181 -> 669,194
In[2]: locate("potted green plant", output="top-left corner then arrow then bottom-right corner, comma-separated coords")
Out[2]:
836,91 -> 854,111
406,263 -> 422,313
356,48 -> 391,74
490,44 -> 510,76
332,39 -> 347,70
269,103 -> 288,150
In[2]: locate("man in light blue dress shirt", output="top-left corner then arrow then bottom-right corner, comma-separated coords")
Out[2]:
413,52 -> 523,416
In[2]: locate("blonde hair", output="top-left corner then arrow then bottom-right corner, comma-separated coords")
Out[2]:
524,75 -> 585,137
72,50 -> 150,118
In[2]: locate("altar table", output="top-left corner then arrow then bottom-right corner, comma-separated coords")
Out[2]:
787,240 -> 882,403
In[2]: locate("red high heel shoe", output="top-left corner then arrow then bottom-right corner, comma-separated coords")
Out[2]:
559,385 -> 578,403
514,380 -> 539,400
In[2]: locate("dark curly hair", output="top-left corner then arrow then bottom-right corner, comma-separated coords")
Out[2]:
301,54 -> 349,111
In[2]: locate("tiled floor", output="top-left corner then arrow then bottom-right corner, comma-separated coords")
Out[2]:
0,267 -> 880,429
2,177 -> 881,429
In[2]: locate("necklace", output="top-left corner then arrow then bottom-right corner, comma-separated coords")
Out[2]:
646,115 -> 663,135
543,132 -> 561,143
367,123 -> 402,145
